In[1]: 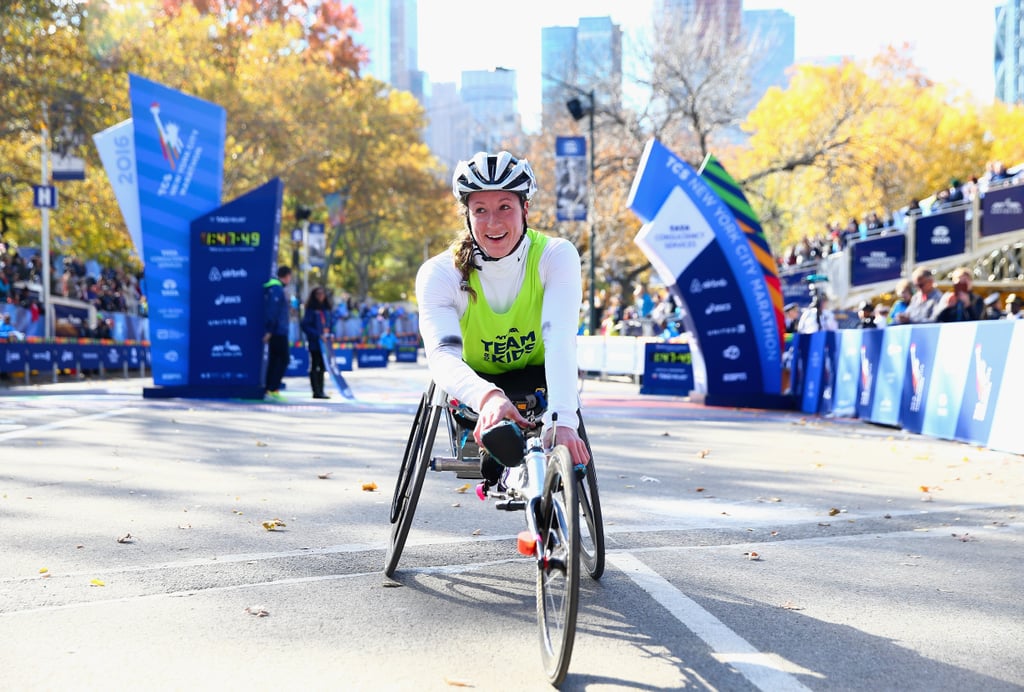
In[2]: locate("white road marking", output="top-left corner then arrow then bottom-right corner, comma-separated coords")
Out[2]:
0,407 -> 138,441
610,551 -> 816,692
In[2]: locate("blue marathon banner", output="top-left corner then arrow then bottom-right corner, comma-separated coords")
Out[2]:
980,183 -> 1024,238
899,325 -> 942,435
849,234 -> 905,287
628,139 -> 781,398
831,331 -> 861,418
790,322 -> 1020,454
920,323 -> 974,440
555,136 -> 587,222
639,342 -> 694,395
955,321 -> 1012,446
189,178 -> 283,393
867,327 -> 911,427
130,74 -> 226,387
985,321 -> 1024,454
855,328 -> 884,420
914,207 -> 967,263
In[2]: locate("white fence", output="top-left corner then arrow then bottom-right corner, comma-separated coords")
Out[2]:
577,336 -> 659,378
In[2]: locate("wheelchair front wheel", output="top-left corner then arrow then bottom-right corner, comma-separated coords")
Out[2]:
384,383 -> 439,577
536,445 -> 580,687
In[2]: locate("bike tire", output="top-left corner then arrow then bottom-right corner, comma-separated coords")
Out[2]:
577,417 -> 606,580
384,384 -> 439,577
577,459 -> 605,580
536,445 -> 580,687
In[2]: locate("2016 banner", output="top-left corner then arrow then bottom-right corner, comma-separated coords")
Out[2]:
130,74 -> 226,387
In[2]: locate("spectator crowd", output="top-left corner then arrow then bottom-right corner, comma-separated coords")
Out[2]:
777,160 -> 1022,270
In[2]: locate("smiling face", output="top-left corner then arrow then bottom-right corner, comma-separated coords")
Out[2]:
466,190 -> 527,259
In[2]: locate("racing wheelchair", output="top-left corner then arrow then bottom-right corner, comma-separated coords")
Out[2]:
384,372 -> 605,686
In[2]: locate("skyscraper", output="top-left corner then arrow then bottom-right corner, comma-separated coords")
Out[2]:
995,0 -> 1024,103
349,0 -> 424,100
661,0 -> 742,42
742,9 -> 795,108
540,17 -> 622,126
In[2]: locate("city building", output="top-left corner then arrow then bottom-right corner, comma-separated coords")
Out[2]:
995,0 -> 1024,103
742,9 -> 795,108
349,0 -> 425,101
540,17 -> 622,127
661,0 -> 742,41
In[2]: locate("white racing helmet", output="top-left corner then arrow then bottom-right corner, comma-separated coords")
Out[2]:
452,151 -> 537,203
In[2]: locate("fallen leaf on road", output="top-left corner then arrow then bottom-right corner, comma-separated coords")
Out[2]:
445,678 -> 474,687
262,519 -> 286,531
451,502 -> 461,508
256,441 -> 268,447
361,481 -> 378,492
472,528 -> 482,536
116,533 -> 133,544
245,605 -> 269,617
951,533 -> 975,542
178,523 -> 192,529
779,601 -> 803,610
828,508 -> 841,516
455,483 -> 471,494
317,472 -> 333,479
38,567 -> 48,574
695,487 -> 705,492
90,579 -> 105,587
641,476 -> 660,483
697,449 -> 710,458
744,551 -> 761,561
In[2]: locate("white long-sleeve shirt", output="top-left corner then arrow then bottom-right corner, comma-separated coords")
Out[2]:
415,231 -> 583,432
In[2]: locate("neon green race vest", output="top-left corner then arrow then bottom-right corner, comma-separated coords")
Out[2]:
459,229 -> 549,375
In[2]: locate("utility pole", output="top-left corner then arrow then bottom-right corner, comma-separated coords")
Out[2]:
40,102 -> 52,340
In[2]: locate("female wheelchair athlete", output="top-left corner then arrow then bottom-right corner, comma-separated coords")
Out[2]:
384,374 -> 605,687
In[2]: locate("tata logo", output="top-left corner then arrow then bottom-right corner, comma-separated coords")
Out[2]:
722,345 -> 741,360
214,294 -> 242,306
164,350 -> 180,362
931,226 -> 951,244
161,278 -> 180,296
886,342 -> 903,357
106,349 -> 119,364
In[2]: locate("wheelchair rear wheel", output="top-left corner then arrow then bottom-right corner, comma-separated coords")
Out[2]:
577,460 -> 605,580
384,383 -> 440,577
536,445 -> 580,687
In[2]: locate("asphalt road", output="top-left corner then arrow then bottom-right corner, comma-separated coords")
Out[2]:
1,364 -> 1021,691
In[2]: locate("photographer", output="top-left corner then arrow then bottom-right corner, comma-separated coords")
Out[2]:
936,267 -> 984,323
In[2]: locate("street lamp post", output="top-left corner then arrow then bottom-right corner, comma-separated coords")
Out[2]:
567,90 -> 599,335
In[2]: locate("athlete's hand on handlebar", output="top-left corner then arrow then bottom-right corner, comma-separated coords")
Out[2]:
474,390 -> 531,448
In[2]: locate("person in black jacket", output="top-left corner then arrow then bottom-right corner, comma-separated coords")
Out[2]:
262,265 -> 292,401
936,267 -> 984,323
301,286 -> 333,399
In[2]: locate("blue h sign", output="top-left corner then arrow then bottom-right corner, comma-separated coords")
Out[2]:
33,185 -> 58,209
